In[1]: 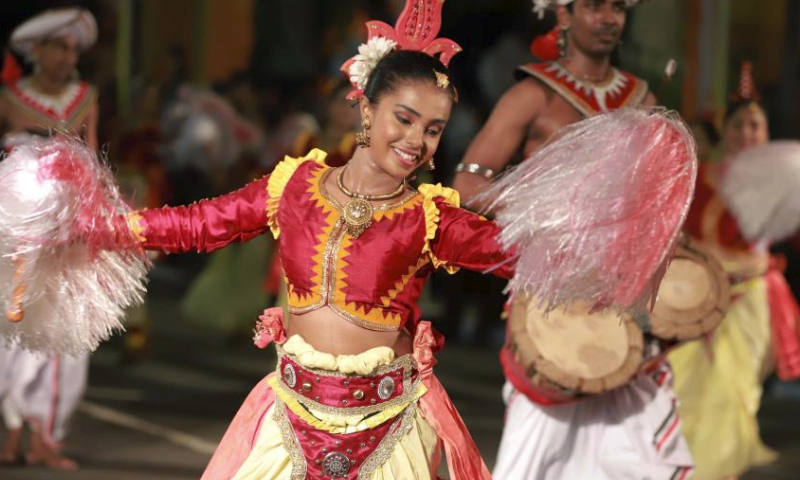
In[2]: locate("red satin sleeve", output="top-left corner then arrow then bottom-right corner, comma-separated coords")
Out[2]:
137,175 -> 271,253
429,200 -> 515,279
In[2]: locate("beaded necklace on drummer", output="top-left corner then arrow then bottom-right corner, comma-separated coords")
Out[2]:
336,166 -> 406,238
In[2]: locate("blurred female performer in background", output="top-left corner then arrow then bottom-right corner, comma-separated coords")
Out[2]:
669,62 -> 800,480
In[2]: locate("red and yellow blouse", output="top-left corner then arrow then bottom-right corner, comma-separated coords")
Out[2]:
684,164 -> 749,252
682,163 -> 768,279
131,149 -> 513,332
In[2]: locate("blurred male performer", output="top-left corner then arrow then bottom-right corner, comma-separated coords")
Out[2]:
454,1 -> 693,479
0,7 -> 98,470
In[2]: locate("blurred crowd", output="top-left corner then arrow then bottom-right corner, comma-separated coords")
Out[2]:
2,0 -> 799,349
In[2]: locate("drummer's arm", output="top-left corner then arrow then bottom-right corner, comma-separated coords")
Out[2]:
428,199 -> 515,278
454,79 -> 544,210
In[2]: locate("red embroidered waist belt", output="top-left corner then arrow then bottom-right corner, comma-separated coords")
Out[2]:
275,351 -> 418,412
253,309 -> 492,480
272,350 -> 423,479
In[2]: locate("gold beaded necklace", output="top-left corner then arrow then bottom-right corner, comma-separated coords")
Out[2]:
336,167 -> 406,238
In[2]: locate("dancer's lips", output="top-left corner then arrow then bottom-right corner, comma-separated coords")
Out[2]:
393,146 -> 420,168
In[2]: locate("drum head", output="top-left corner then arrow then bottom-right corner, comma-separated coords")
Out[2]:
659,258 -> 712,309
651,243 -> 730,341
509,299 -> 643,394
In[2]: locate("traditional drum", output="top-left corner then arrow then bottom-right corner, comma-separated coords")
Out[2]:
649,242 -> 730,341
507,298 -> 644,397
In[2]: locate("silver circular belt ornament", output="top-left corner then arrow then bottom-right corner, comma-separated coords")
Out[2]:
322,451 -> 351,478
283,363 -> 297,388
377,376 -> 396,400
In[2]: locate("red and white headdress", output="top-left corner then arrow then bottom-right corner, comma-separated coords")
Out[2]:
730,60 -> 761,103
10,8 -> 98,60
532,0 -> 644,19
529,0 -> 648,60
340,0 -> 462,100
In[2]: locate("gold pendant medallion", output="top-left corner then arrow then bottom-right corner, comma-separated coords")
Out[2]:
342,198 -> 373,238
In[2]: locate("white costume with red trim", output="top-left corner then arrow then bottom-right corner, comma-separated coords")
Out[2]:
516,61 -> 649,117
0,346 -> 88,445
2,78 -> 96,126
493,364 -> 694,480
0,6 -> 96,447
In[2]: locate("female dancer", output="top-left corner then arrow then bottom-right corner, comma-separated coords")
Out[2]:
127,4 -> 504,478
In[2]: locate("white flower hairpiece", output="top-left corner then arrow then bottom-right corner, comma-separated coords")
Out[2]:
348,37 -> 398,92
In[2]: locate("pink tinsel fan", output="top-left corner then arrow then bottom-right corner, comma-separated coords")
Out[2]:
480,108 -> 697,314
719,141 -> 800,243
0,137 -> 149,355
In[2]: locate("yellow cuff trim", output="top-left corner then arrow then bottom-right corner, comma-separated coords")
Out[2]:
267,376 -> 425,434
127,212 -> 147,243
266,149 -> 328,238
418,183 -> 460,274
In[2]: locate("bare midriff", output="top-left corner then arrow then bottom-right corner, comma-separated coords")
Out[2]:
287,307 -> 414,357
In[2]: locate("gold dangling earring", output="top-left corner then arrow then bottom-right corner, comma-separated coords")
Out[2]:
356,118 -> 371,147
427,158 -> 435,171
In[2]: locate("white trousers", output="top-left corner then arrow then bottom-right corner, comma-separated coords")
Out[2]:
0,343 -> 88,445
493,366 -> 694,480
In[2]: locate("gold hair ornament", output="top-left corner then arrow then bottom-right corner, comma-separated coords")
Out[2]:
434,71 -> 449,89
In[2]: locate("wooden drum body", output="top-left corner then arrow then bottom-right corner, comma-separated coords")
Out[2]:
507,298 -> 644,397
650,243 -> 731,341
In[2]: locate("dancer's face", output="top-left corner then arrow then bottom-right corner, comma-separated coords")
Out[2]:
359,81 -> 452,179
558,0 -> 627,59
33,34 -> 80,84
723,104 -> 768,156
